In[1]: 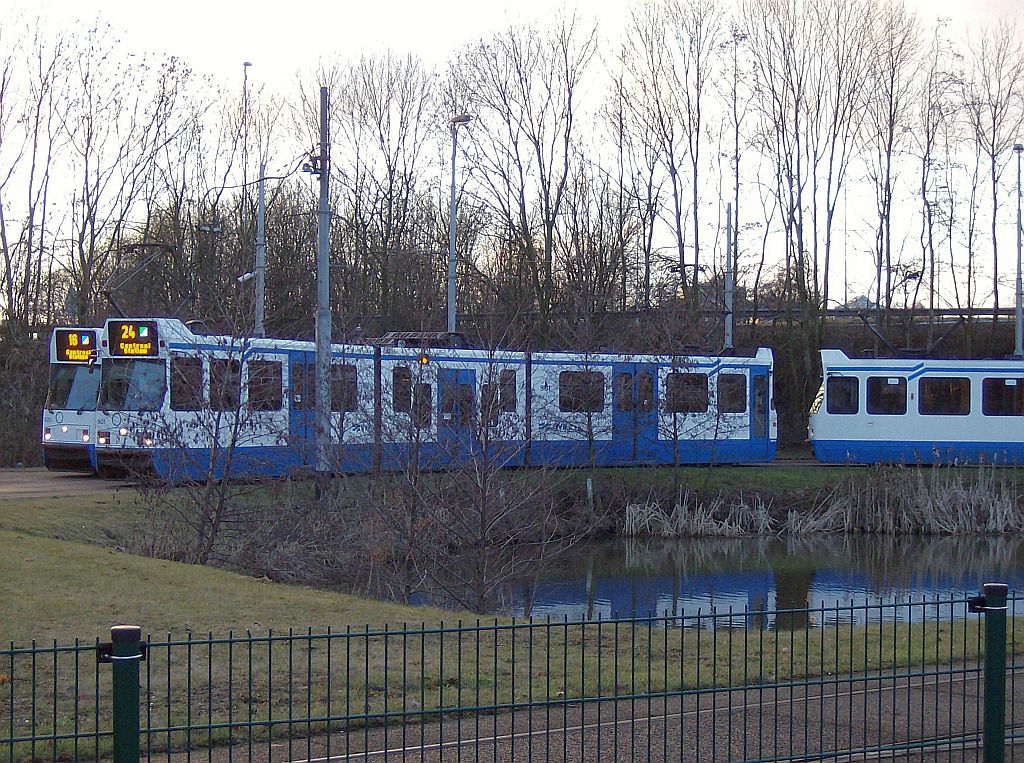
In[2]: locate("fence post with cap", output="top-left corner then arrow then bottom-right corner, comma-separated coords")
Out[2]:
975,583 -> 1009,763
108,624 -> 143,763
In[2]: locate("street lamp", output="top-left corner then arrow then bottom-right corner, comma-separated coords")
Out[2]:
447,113 -> 473,336
242,62 -> 252,188
1014,143 -> 1022,357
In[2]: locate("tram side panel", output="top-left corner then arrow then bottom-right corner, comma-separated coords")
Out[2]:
529,354 -> 615,467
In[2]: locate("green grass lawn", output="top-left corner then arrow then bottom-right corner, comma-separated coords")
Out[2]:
0,487 -> 458,644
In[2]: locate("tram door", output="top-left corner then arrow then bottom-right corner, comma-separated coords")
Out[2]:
288,353 -> 316,466
751,370 -> 770,458
438,367 -> 476,462
612,363 -> 657,465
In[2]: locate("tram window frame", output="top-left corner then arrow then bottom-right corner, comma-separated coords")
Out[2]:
636,373 -> 654,413
919,376 -> 970,416
170,356 -> 204,411
100,358 -> 166,412
393,366 -> 412,413
499,369 -> 517,412
665,372 -> 709,414
559,370 -> 605,413
982,377 -> 1024,416
481,383 -> 499,426
331,363 -> 358,413
482,370 -> 518,426
826,376 -> 859,415
614,372 -> 634,411
247,359 -> 283,412
718,373 -> 747,414
866,376 -> 907,415
210,358 -> 242,412
412,382 -> 432,429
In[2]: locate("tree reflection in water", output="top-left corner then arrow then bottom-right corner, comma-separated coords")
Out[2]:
510,534 -> 1024,628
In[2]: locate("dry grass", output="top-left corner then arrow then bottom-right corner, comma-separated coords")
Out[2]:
625,466 -> 1024,537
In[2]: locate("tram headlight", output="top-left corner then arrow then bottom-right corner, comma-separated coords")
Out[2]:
98,431 -> 110,446
81,429 -> 90,443
60,425 -> 68,434
43,427 -> 52,441
118,427 -> 129,437
141,432 -> 154,447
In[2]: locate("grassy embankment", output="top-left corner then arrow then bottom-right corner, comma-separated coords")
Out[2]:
3,465 -> 1021,760
1,461 -> 1011,642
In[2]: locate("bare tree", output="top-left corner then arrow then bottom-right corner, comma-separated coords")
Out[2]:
666,0 -> 724,299
961,20 -> 1024,330
0,19 -> 70,334
450,16 -> 597,316
62,25 -> 193,322
864,1 -> 920,326
912,23 -> 958,344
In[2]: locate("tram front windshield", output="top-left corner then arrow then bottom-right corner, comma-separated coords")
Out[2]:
46,364 -> 100,412
100,359 -> 166,411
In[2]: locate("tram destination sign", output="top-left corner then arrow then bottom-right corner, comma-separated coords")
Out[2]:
54,329 -> 97,363
109,320 -> 159,357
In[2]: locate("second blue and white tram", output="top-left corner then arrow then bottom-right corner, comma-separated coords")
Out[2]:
809,349 -> 1024,464
93,317 -> 777,480
42,327 -> 103,472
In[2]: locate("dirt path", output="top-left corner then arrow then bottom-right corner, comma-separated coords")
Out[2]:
0,467 -> 128,500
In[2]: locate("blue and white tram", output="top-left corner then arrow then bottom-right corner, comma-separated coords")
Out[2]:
92,317 -> 777,479
42,327 -> 103,472
808,349 -> 1024,464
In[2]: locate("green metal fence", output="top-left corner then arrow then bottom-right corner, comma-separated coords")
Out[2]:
3,587 -> 1021,762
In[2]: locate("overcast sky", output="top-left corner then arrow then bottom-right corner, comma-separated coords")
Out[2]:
14,0 -> 1021,92
6,0 -> 1021,304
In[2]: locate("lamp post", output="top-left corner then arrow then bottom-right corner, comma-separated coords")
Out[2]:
254,162 -> 265,337
242,62 -> 252,189
447,114 -> 473,337
1014,143 -> 1022,357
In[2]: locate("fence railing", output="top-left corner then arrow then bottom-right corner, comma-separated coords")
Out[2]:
3,585 -> 1020,762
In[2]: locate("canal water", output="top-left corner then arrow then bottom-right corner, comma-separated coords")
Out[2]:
505,534 -> 1024,625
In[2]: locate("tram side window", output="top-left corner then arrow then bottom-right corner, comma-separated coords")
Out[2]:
866,376 -> 907,415
393,367 -> 412,413
718,373 -> 747,414
982,378 -> 1024,416
919,377 -> 970,416
412,382 -> 432,429
481,383 -> 499,425
637,373 -> 654,413
247,360 -> 282,412
441,383 -> 474,426
666,372 -> 708,413
499,370 -> 517,412
826,377 -> 858,414
170,357 -> 204,411
559,371 -> 604,413
331,364 -> 358,412
210,359 -> 242,412
614,373 -> 633,411
483,370 -> 519,426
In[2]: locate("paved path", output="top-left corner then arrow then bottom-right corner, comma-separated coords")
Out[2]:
160,665 -> 1024,762
0,467 -> 128,500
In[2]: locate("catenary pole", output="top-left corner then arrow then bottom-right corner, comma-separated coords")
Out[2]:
447,114 -> 472,336
255,162 -> 266,338
1014,143 -> 1022,357
315,87 -> 332,497
725,203 -> 734,352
